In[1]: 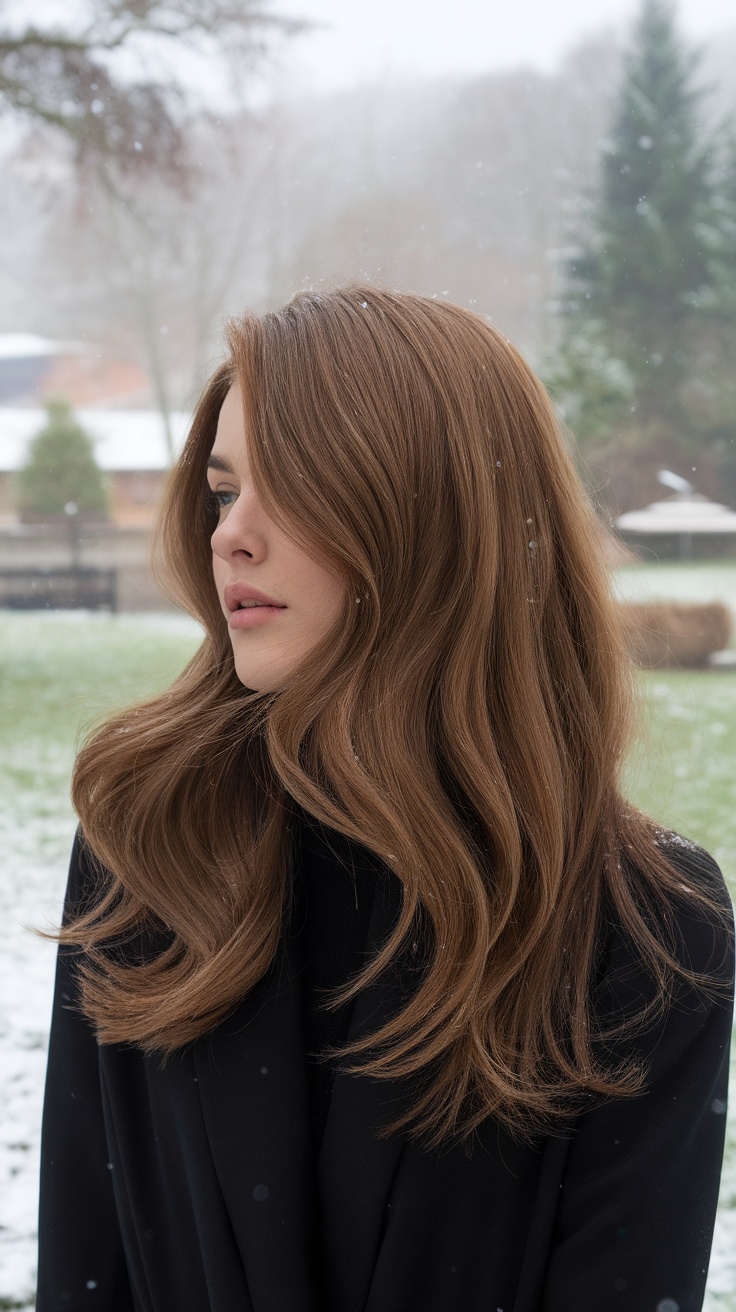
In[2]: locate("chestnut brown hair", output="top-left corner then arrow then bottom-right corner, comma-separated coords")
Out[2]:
66,286 -> 725,1144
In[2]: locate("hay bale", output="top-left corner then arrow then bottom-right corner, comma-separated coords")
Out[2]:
620,601 -> 732,669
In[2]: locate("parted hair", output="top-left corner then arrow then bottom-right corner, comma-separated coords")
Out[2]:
66,285 -> 723,1144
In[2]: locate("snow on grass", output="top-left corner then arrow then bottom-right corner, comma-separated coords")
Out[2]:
626,672 -> 736,882
0,612 -> 201,1305
626,666 -> 736,1310
0,604 -> 734,1305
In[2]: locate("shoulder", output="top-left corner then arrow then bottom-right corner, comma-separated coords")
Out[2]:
63,829 -> 173,964
644,830 -> 733,983
653,828 -> 731,902
594,831 -> 734,1059
63,828 -> 109,922
543,836 -> 732,1312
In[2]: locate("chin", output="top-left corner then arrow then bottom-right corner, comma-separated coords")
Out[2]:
231,654 -> 287,693
234,667 -> 275,693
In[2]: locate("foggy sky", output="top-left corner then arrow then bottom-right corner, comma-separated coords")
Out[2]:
269,0 -> 736,95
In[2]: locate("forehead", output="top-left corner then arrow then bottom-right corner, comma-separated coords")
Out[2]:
209,384 -> 247,469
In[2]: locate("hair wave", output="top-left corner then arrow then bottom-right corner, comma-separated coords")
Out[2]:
66,286 -> 726,1144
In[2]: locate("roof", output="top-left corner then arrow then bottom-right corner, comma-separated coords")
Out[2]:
0,408 -> 190,472
615,494 -> 736,535
0,335 -> 75,359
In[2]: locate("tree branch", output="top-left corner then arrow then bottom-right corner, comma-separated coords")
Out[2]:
0,0 -> 307,175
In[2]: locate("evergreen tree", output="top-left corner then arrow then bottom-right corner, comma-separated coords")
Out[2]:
701,130 -> 736,500
18,399 -> 108,519
554,0 -> 715,445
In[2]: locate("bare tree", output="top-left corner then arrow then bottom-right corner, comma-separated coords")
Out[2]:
35,112 -> 279,456
0,0 -> 304,178
15,26 -> 736,443
0,0 -> 306,454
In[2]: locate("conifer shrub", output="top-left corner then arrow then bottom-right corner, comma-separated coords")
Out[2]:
17,399 -> 108,520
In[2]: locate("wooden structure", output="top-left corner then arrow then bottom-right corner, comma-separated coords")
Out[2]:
0,566 -> 117,611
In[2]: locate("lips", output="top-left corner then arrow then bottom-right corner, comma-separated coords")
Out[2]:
224,583 -> 286,613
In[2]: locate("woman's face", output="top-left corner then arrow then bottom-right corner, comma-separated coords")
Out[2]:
208,383 -> 345,692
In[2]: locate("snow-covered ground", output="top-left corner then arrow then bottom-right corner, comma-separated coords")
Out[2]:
0,612 -> 201,1308
0,816 -> 73,1308
0,607 -> 734,1309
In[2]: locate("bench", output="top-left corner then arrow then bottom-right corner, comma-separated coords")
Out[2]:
0,567 -> 118,612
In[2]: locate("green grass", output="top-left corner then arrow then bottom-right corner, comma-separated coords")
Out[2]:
626,671 -> 736,890
0,613 -> 201,867
0,612 -> 200,751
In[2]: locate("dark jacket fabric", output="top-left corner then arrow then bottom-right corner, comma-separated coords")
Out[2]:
37,829 -> 733,1312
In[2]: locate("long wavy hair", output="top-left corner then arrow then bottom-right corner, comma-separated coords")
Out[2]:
67,286 -> 724,1144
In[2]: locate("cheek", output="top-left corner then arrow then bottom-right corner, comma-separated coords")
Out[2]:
314,571 -> 346,630
284,539 -> 344,624
211,551 -> 228,605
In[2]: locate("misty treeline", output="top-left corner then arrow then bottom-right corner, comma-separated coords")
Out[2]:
0,35 -> 624,382
1,0 -> 735,509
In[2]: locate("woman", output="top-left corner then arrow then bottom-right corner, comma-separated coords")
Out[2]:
37,287 -> 733,1312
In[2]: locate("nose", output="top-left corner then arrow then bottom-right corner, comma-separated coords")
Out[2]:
211,490 -> 268,565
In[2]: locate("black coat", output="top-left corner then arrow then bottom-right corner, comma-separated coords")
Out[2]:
37,833 -> 733,1312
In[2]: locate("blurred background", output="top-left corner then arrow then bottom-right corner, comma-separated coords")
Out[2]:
1,0 -> 735,1306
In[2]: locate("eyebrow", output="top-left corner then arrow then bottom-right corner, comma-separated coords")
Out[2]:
207,454 -> 235,473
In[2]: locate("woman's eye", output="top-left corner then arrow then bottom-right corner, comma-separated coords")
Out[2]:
210,489 -> 238,511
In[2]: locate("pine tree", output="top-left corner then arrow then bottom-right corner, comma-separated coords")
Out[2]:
18,399 -> 108,519
554,0 -> 714,445
701,131 -> 736,500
